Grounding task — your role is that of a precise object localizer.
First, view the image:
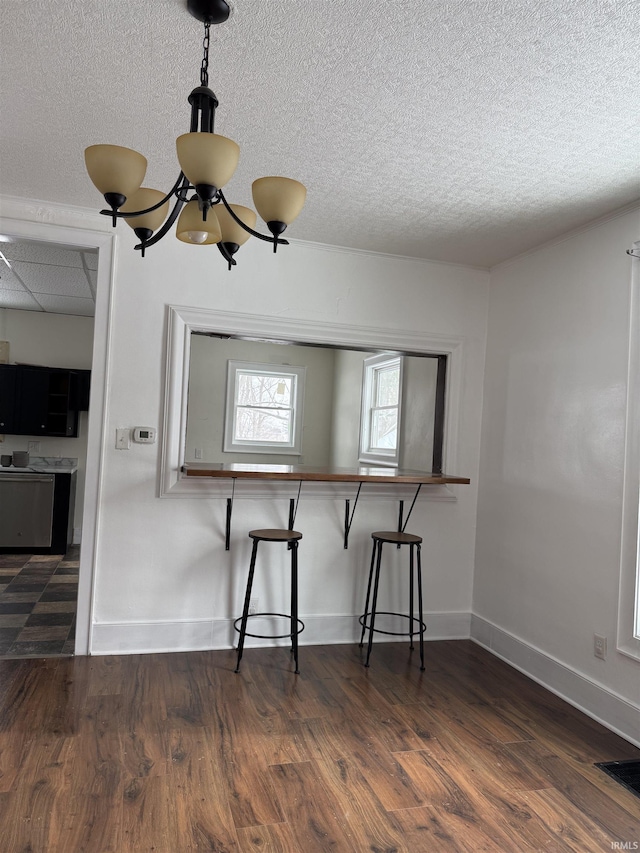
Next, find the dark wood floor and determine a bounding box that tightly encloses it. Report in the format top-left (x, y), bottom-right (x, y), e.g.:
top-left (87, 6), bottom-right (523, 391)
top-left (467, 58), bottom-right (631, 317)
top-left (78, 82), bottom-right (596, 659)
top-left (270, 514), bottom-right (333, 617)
top-left (0, 640), bottom-right (638, 852)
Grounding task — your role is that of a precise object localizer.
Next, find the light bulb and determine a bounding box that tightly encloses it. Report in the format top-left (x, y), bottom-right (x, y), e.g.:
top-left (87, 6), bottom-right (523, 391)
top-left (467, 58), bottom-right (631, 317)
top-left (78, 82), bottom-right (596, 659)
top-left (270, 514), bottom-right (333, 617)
top-left (187, 231), bottom-right (209, 244)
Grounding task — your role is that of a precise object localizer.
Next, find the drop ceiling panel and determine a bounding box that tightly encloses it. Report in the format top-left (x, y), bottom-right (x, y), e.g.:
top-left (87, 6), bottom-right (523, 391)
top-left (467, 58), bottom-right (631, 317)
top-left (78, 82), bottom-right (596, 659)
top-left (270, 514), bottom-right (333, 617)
top-left (2, 241), bottom-right (92, 268)
top-left (83, 252), bottom-right (98, 271)
top-left (0, 267), bottom-right (28, 292)
top-left (33, 294), bottom-right (95, 316)
top-left (86, 268), bottom-right (97, 297)
top-left (0, 240), bottom-right (97, 315)
top-left (12, 263), bottom-right (93, 299)
top-left (0, 290), bottom-right (42, 311)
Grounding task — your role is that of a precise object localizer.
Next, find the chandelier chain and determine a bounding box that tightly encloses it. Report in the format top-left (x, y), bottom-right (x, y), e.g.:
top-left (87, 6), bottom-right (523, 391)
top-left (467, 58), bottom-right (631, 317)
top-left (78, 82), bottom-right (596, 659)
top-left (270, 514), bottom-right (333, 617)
top-left (201, 23), bottom-right (210, 87)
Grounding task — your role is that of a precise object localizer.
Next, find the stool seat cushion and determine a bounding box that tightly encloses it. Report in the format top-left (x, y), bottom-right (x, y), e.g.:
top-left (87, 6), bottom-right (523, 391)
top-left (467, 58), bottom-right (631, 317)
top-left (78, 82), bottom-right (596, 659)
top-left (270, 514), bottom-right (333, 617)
top-left (371, 530), bottom-right (422, 545)
top-left (249, 528), bottom-right (303, 542)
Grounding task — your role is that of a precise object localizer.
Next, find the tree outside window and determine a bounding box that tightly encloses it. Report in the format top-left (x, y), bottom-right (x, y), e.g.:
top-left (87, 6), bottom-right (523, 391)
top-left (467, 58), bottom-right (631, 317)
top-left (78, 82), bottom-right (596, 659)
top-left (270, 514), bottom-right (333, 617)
top-left (224, 361), bottom-right (305, 454)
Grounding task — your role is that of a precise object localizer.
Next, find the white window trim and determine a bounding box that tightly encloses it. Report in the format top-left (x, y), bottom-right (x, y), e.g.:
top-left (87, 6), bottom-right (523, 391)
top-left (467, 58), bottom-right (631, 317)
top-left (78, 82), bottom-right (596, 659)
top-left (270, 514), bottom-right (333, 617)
top-left (617, 239), bottom-right (640, 661)
top-left (223, 360), bottom-right (305, 455)
top-left (359, 353), bottom-right (403, 467)
top-left (160, 305), bottom-right (465, 498)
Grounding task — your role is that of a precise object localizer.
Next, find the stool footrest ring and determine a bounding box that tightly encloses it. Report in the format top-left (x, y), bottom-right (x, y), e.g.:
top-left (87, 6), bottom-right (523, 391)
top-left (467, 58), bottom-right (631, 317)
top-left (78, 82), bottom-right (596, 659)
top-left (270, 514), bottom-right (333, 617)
top-left (234, 612), bottom-right (305, 640)
top-left (358, 611), bottom-right (426, 637)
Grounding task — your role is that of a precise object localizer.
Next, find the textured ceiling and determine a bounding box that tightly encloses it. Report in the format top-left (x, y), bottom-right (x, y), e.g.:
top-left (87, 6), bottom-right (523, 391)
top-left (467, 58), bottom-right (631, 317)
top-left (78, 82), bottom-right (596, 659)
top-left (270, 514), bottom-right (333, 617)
top-left (1, 0), bottom-right (639, 277)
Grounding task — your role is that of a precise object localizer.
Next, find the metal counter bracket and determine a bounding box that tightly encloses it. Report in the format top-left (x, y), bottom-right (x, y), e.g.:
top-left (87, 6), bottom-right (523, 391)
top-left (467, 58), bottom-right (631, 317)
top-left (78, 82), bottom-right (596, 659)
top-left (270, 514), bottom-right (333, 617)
top-left (225, 478), bottom-right (237, 550)
top-left (224, 476), bottom-right (423, 551)
top-left (344, 481), bottom-right (363, 549)
top-left (289, 481), bottom-right (302, 531)
top-left (397, 484), bottom-right (422, 546)
top-left (225, 478), bottom-right (302, 549)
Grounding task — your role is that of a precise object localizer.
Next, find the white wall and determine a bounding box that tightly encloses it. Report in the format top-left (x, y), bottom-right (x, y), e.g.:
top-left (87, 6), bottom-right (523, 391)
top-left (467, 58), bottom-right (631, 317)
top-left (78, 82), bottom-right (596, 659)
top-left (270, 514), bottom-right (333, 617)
top-left (0, 308), bottom-right (94, 535)
top-left (400, 356), bottom-right (439, 470)
top-left (89, 222), bottom-right (488, 651)
top-left (474, 207), bottom-right (640, 722)
top-left (330, 348), bottom-right (372, 467)
top-left (186, 335), bottom-right (335, 465)
top-left (329, 349), bottom-right (440, 469)
top-left (3, 196), bottom-right (637, 742)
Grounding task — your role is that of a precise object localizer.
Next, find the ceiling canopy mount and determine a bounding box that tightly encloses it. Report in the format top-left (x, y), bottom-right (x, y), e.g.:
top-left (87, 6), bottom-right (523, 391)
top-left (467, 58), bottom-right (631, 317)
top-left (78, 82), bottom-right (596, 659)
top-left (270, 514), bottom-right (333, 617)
top-left (187, 0), bottom-right (230, 25)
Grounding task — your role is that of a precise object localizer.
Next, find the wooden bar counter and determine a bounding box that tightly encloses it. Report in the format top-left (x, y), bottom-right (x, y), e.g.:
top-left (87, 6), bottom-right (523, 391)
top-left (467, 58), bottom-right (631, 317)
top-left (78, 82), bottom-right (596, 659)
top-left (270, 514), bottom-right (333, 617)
top-left (183, 462), bottom-right (470, 485)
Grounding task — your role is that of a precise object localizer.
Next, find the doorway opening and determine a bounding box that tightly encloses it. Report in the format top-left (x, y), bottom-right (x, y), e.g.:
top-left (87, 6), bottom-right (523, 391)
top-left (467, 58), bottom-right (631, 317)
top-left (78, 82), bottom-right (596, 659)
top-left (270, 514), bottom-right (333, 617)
top-left (0, 214), bottom-right (115, 657)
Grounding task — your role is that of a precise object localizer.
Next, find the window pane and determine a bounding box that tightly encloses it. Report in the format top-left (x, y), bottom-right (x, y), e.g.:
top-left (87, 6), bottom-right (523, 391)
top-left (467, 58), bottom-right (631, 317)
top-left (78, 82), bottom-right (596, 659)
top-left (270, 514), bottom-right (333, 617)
top-left (370, 409), bottom-right (398, 450)
top-left (235, 407), bottom-right (292, 443)
top-left (375, 366), bottom-right (399, 407)
top-left (237, 373), bottom-right (292, 408)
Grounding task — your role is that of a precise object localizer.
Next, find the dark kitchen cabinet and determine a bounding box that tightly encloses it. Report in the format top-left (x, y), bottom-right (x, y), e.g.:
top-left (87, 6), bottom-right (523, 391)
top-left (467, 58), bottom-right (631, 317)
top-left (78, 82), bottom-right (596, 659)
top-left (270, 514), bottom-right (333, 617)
top-left (18, 367), bottom-right (77, 436)
top-left (51, 471), bottom-right (77, 553)
top-left (16, 366), bottom-right (57, 435)
top-left (0, 365), bottom-right (17, 432)
top-left (0, 364), bottom-right (91, 437)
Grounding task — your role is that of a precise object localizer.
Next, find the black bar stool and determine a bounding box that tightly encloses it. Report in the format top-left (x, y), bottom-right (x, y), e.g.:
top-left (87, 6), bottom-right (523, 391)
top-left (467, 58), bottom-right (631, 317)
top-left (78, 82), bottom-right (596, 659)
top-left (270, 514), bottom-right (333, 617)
top-left (359, 530), bottom-right (425, 670)
top-left (234, 528), bottom-right (304, 674)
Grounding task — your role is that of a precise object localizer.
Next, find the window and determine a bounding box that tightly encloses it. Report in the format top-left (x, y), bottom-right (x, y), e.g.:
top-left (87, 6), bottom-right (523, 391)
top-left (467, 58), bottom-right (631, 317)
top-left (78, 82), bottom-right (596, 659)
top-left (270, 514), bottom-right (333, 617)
top-left (223, 360), bottom-right (305, 454)
top-left (359, 353), bottom-right (403, 466)
top-left (618, 239), bottom-right (640, 660)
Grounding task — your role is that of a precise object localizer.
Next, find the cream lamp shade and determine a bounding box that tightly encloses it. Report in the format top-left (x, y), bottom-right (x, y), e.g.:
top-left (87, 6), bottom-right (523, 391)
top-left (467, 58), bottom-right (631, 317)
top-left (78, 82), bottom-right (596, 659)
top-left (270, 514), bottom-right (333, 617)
top-left (120, 188), bottom-right (170, 233)
top-left (215, 204), bottom-right (257, 246)
top-left (176, 200), bottom-right (221, 244)
top-left (84, 144), bottom-right (147, 198)
top-left (176, 132), bottom-right (240, 190)
top-left (252, 176), bottom-right (306, 225)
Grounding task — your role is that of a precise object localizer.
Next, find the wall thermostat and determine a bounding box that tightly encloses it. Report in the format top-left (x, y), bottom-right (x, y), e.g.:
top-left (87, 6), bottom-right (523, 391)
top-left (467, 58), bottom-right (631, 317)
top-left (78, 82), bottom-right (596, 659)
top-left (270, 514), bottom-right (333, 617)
top-left (133, 426), bottom-right (156, 444)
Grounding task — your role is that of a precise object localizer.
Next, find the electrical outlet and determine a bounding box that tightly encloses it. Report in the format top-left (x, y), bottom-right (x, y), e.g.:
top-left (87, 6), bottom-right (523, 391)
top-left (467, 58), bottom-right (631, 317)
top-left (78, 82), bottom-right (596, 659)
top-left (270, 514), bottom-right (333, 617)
top-left (594, 634), bottom-right (607, 660)
top-left (249, 598), bottom-right (258, 615)
top-left (194, 448), bottom-right (203, 459)
top-left (28, 440), bottom-right (40, 453)
top-left (115, 428), bottom-right (131, 450)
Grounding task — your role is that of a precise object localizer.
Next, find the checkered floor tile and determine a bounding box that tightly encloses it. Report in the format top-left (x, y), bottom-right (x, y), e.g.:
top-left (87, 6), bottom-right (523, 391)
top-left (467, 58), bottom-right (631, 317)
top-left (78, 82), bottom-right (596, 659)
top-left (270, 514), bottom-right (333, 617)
top-left (0, 546), bottom-right (79, 658)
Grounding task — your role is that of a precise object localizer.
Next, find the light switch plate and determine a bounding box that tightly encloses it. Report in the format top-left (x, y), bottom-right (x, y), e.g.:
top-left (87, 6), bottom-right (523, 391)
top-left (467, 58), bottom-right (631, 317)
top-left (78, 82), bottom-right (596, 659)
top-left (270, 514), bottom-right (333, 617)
top-left (115, 428), bottom-right (131, 450)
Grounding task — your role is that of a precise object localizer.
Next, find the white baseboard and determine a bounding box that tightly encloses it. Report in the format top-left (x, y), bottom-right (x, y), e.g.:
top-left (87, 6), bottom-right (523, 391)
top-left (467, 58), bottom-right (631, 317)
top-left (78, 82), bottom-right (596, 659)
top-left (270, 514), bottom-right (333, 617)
top-left (471, 614), bottom-right (640, 749)
top-left (89, 610), bottom-right (471, 656)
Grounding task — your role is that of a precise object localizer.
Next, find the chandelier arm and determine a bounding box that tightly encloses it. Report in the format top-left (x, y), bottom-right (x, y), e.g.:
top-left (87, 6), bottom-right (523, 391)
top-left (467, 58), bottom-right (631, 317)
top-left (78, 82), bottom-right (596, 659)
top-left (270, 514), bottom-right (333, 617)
top-left (218, 191), bottom-right (289, 246)
top-left (99, 173), bottom-right (189, 220)
top-left (132, 178), bottom-right (192, 251)
top-left (217, 242), bottom-right (237, 269)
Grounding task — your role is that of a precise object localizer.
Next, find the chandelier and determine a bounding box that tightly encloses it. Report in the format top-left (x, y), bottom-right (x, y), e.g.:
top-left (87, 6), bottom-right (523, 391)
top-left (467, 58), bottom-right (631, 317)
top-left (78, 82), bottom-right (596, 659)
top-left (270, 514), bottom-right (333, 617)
top-left (84, 0), bottom-right (306, 269)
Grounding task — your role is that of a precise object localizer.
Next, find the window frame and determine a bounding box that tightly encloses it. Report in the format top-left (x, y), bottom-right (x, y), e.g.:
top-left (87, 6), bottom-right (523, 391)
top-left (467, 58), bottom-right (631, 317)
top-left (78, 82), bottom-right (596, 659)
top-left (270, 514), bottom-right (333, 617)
top-left (160, 306), bottom-right (463, 498)
top-left (358, 353), bottom-right (404, 467)
top-left (618, 240), bottom-right (640, 660)
top-left (223, 360), bottom-right (306, 455)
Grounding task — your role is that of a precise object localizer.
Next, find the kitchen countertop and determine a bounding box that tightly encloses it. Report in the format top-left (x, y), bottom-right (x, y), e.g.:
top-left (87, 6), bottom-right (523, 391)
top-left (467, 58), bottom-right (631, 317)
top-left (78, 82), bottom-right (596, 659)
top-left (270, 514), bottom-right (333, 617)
top-left (0, 456), bottom-right (78, 474)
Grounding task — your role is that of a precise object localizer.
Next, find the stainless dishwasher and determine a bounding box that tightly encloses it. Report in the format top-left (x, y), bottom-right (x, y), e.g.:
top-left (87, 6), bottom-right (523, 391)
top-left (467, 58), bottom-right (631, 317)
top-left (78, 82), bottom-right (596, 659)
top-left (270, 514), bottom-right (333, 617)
top-left (0, 472), bottom-right (55, 547)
